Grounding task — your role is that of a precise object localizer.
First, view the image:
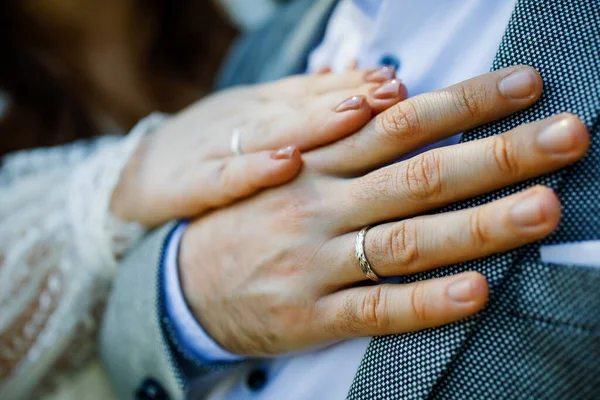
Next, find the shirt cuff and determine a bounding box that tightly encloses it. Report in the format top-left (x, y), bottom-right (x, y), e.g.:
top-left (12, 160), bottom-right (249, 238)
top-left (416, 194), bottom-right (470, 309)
top-left (163, 221), bottom-right (244, 363)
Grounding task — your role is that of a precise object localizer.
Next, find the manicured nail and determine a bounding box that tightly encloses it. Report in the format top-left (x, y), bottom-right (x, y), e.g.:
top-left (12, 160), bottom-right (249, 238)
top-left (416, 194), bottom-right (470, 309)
top-left (498, 68), bottom-right (537, 99)
top-left (510, 192), bottom-right (549, 227)
top-left (270, 146), bottom-right (298, 160)
top-left (537, 118), bottom-right (574, 153)
top-left (373, 79), bottom-right (402, 99)
top-left (365, 66), bottom-right (396, 82)
top-left (447, 278), bottom-right (477, 303)
top-left (335, 95), bottom-right (365, 112)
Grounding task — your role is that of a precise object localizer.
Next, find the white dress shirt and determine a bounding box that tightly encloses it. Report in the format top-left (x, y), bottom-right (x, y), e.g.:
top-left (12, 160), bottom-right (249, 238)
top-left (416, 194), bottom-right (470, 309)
top-left (164, 0), bottom-right (522, 398)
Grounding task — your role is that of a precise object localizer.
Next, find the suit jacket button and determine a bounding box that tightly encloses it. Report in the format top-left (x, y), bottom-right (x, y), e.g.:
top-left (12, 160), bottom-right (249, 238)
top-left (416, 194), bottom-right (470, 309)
top-left (246, 368), bottom-right (268, 391)
top-left (135, 378), bottom-right (170, 400)
top-left (378, 53), bottom-right (401, 70)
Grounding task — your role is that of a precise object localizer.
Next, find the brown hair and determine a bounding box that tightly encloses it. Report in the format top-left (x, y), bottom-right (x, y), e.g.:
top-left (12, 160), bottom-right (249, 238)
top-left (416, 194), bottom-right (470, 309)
top-left (0, 0), bottom-right (237, 157)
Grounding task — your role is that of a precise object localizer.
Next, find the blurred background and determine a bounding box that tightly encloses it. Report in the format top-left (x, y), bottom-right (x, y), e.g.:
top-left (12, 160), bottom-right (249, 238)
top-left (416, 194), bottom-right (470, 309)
top-left (0, 0), bottom-right (288, 158)
top-left (220, 0), bottom-right (279, 30)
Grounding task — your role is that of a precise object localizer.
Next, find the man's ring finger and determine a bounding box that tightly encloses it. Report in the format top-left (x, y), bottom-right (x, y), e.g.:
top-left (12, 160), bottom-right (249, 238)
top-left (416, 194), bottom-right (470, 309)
top-left (355, 226), bottom-right (381, 282)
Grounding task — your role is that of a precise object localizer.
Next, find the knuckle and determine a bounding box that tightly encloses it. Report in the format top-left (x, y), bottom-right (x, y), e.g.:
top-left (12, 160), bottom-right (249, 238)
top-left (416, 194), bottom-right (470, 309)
top-left (214, 161), bottom-right (237, 204)
top-left (468, 207), bottom-right (489, 249)
top-left (305, 74), bottom-right (326, 96)
top-left (491, 135), bottom-right (520, 176)
top-left (376, 101), bottom-right (421, 142)
top-left (453, 84), bottom-right (487, 118)
top-left (360, 285), bottom-right (391, 331)
top-left (273, 193), bottom-right (317, 233)
top-left (285, 96), bottom-right (310, 112)
top-left (410, 282), bottom-right (429, 324)
top-left (400, 151), bottom-right (443, 200)
top-left (384, 221), bottom-right (419, 271)
top-left (254, 114), bottom-right (279, 141)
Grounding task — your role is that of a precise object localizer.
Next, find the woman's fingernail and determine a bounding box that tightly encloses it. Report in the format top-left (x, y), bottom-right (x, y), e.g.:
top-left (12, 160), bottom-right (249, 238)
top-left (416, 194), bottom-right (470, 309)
top-left (335, 95), bottom-right (365, 112)
top-left (365, 66), bottom-right (396, 82)
top-left (537, 118), bottom-right (574, 153)
top-left (447, 278), bottom-right (477, 303)
top-left (510, 192), bottom-right (550, 227)
top-left (498, 68), bottom-right (537, 99)
top-left (270, 146), bottom-right (298, 160)
top-left (373, 79), bottom-right (402, 99)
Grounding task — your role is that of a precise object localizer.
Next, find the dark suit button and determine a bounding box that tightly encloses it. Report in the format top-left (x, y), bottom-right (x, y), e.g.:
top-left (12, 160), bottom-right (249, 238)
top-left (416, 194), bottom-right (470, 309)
top-left (135, 378), bottom-right (170, 400)
top-left (246, 368), bottom-right (268, 391)
top-left (379, 53), bottom-right (401, 70)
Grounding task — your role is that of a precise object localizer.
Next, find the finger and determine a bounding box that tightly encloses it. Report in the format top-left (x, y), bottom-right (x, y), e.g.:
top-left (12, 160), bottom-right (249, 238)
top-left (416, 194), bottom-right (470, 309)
top-left (307, 65), bottom-right (544, 175)
top-left (316, 79), bottom-right (408, 114)
top-left (347, 59), bottom-right (359, 71)
top-left (256, 66), bottom-right (396, 99)
top-left (327, 186), bottom-right (560, 285)
top-left (344, 114), bottom-right (588, 227)
top-left (315, 66), bottom-right (332, 74)
top-left (363, 65), bottom-right (396, 82)
top-left (240, 95), bottom-right (374, 153)
top-left (176, 146), bottom-right (303, 216)
top-left (315, 272), bottom-right (488, 340)
top-left (240, 81), bottom-right (408, 153)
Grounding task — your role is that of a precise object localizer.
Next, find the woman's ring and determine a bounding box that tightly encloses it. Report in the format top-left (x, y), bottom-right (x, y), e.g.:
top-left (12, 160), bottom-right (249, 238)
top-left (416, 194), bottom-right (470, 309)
top-left (230, 129), bottom-right (244, 156)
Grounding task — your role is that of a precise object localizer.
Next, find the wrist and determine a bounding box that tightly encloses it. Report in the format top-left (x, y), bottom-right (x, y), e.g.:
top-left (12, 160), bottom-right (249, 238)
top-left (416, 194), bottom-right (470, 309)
top-left (110, 136), bottom-right (148, 224)
top-left (178, 224), bottom-right (205, 323)
top-left (110, 112), bottom-right (170, 226)
top-left (164, 222), bottom-right (245, 362)
top-left (178, 223), bottom-right (233, 353)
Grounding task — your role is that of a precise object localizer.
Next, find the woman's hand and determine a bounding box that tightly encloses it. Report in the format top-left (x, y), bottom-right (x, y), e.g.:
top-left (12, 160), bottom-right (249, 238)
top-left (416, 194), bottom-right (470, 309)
top-left (178, 66), bottom-right (590, 356)
top-left (111, 67), bottom-right (405, 227)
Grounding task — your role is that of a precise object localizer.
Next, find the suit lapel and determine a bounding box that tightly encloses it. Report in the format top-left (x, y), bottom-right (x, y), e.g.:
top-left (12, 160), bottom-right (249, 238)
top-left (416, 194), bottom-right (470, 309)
top-left (347, 0), bottom-right (600, 398)
top-left (216, 0), bottom-right (338, 89)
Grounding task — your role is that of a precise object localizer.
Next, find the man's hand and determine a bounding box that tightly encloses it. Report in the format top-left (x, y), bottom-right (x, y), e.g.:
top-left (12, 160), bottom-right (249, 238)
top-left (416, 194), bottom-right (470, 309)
top-left (179, 66), bottom-right (589, 356)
